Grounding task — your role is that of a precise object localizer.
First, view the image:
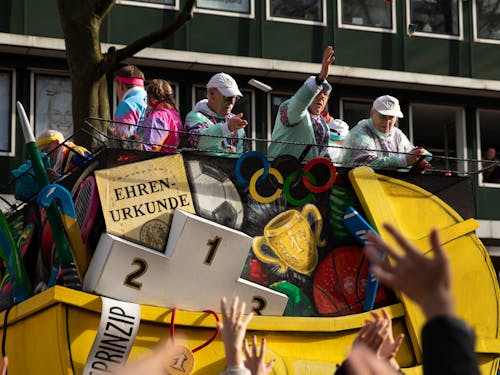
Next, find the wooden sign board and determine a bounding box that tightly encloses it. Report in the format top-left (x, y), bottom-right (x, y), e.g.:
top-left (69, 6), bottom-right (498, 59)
top-left (94, 154), bottom-right (195, 251)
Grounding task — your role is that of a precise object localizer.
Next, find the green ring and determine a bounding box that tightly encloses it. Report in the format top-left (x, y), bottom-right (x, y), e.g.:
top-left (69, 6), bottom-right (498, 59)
top-left (283, 171), bottom-right (316, 206)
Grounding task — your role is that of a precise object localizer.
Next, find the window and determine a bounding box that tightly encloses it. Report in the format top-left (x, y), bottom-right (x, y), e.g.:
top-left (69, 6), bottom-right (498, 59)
top-left (269, 94), bottom-right (289, 130)
top-left (407, 0), bottom-right (462, 39)
top-left (477, 109), bottom-right (500, 185)
top-left (193, 86), bottom-right (255, 149)
top-left (473, 0), bottom-right (500, 43)
top-left (32, 74), bottom-right (73, 140)
top-left (339, 0), bottom-right (396, 33)
top-left (196, 0), bottom-right (253, 18)
top-left (116, 0), bottom-right (177, 9)
top-left (0, 70), bottom-right (14, 156)
top-left (339, 99), bottom-right (372, 129)
top-left (267, 0), bottom-right (326, 26)
top-left (410, 103), bottom-right (466, 174)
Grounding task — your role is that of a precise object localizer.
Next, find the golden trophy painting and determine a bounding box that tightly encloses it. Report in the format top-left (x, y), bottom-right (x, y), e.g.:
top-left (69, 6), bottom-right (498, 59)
top-left (252, 204), bottom-right (325, 276)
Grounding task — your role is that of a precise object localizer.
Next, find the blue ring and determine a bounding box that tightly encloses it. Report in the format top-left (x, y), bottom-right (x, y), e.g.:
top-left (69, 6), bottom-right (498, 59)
top-left (234, 151), bottom-right (269, 187)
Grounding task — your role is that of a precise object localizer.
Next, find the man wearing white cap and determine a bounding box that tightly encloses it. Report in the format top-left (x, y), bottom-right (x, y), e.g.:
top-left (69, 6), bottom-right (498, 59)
top-left (342, 95), bottom-right (429, 168)
top-left (268, 46), bottom-right (335, 161)
top-left (185, 72), bottom-right (248, 154)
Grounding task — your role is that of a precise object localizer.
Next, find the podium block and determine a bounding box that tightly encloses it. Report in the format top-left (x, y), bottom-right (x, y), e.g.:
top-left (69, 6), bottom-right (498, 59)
top-left (84, 210), bottom-right (254, 312)
top-left (83, 233), bottom-right (171, 307)
top-left (163, 209), bottom-right (253, 311)
top-left (232, 278), bottom-right (288, 316)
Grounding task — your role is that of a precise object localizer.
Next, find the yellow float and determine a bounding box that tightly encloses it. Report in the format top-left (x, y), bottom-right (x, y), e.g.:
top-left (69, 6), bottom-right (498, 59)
top-left (0, 166), bottom-right (498, 375)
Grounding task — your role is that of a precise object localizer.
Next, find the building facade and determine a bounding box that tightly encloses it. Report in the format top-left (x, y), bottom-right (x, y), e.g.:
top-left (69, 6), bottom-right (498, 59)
top-left (1, 0), bottom-right (499, 252)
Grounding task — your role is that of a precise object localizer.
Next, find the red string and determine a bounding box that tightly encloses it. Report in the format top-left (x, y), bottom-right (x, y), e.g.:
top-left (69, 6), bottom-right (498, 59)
top-left (169, 307), bottom-right (220, 353)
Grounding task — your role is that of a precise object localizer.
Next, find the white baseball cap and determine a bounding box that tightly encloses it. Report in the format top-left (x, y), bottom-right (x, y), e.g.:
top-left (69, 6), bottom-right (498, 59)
top-left (206, 73), bottom-right (243, 98)
top-left (373, 95), bottom-right (404, 118)
top-left (328, 119), bottom-right (349, 141)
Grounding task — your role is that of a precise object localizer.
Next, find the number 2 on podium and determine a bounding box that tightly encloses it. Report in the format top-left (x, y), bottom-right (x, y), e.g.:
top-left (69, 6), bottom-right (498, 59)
top-left (124, 258), bottom-right (148, 290)
top-left (204, 236), bottom-right (222, 265)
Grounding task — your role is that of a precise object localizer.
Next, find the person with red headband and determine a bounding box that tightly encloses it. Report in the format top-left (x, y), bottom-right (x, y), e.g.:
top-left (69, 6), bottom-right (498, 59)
top-left (113, 65), bottom-right (148, 143)
top-left (141, 79), bottom-right (184, 153)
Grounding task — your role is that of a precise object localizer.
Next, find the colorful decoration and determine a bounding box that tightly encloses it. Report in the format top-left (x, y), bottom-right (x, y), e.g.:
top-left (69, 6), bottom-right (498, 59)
top-left (329, 185), bottom-right (358, 243)
top-left (235, 152), bottom-right (336, 206)
top-left (269, 281), bottom-right (316, 317)
top-left (343, 206), bottom-right (382, 311)
top-left (312, 245), bottom-right (392, 316)
top-left (252, 204), bottom-right (325, 276)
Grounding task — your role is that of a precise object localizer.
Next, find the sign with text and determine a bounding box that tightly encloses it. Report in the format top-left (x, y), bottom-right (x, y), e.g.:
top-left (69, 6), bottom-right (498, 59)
top-left (95, 154), bottom-right (195, 251)
top-left (82, 296), bottom-right (141, 375)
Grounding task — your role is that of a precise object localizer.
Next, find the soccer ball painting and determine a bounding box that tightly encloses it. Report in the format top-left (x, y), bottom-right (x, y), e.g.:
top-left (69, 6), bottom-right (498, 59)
top-left (187, 160), bottom-right (244, 230)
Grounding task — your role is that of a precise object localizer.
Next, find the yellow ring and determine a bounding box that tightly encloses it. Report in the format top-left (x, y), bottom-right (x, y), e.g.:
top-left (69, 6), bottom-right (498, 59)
top-left (249, 167), bottom-right (283, 204)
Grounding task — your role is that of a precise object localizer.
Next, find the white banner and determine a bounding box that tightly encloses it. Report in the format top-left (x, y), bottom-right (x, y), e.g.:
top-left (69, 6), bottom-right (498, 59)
top-left (82, 297), bottom-right (141, 375)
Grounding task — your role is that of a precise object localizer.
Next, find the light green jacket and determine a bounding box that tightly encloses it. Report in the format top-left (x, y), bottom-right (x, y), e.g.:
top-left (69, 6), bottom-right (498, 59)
top-left (268, 76), bottom-right (329, 161)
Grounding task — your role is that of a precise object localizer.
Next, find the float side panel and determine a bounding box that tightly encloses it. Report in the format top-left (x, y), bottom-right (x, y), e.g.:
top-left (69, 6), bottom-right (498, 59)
top-left (1, 304), bottom-right (71, 375)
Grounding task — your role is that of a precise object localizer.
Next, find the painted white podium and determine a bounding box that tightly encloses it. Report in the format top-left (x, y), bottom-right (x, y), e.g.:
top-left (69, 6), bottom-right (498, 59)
top-left (84, 209), bottom-right (288, 315)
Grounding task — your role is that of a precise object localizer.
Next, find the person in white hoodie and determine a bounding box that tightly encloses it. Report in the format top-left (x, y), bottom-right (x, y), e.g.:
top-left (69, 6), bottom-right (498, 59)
top-left (185, 73), bottom-right (248, 155)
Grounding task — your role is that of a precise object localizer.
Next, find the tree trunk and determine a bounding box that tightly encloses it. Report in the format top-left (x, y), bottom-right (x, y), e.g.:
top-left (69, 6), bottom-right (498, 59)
top-left (57, 0), bottom-right (111, 149)
top-left (57, 0), bottom-right (196, 149)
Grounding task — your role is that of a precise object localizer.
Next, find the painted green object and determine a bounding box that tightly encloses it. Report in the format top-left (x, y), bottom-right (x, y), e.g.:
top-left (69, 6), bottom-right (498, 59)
top-left (269, 281), bottom-right (316, 317)
top-left (0, 210), bottom-right (33, 301)
top-left (329, 185), bottom-right (357, 242)
top-left (16, 102), bottom-right (78, 285)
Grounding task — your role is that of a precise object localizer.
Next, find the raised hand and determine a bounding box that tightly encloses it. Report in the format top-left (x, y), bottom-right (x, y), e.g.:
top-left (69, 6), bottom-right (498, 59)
top-left (318, 45), bottom-right (335, 81)
top-left (369, 309), bottom-right (404, 371)
top-left (244, 335), bottom-right (275, 375)
top-left (348, 344), bottom-right (400, 375)
top-left (0, 357), bottom-right (7, 375)
top-left (365, 223), bottom-right (454, 320)
top-left (218, 296), bottom-right (254, 368)
top-left (351, 318), bottom-right (389, 354)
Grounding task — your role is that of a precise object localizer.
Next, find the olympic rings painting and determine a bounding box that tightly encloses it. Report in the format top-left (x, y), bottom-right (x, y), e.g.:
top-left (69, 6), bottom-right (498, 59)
top-left (234, 152), bottom-right (336, 205)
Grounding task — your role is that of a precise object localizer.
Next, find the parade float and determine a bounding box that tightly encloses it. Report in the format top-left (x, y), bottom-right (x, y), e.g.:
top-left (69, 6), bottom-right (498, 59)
top-left (1, 110), bottom-right (499, 375)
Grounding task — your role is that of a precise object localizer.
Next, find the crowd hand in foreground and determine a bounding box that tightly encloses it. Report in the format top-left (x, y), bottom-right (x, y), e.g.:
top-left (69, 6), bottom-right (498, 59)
top-left (218, 296), bottom-right (275, 375)
top-left (360, 224), bottom-right (481, 375)
top-left (113, 340), bottom-right (179, 375)
top-left (244, 335), bottom-right (275, 375)
top-left (364, 224), bottom-right (454, 320)
top-left (0, 357), bottom-right (7, 375)
top-left (356, 309), bottom-right (404, 371)
top-left (337, 308), bottom-right (404, 375)
top-left (348, 344), bottom-right (400, 375)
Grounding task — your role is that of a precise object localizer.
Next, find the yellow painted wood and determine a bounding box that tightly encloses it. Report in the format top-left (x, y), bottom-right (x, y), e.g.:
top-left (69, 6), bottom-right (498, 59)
top-left (1, 167), bottom-right (498, 374)
top-left (349, 167), bottom-right (500, 375)
top-left (0, 286), bottom-right (417, 375)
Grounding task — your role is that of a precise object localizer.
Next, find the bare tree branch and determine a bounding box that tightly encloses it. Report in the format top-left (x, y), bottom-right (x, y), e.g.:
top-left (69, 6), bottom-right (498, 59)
top-left (99, 0), bottom-right (196, 76)
top-left (95, 0), bottom-right (116, 20)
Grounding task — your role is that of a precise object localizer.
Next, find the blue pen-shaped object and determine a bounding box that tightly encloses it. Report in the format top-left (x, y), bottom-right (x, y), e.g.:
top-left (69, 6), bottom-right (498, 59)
top-left (343, 206), bottom-right (383, 311)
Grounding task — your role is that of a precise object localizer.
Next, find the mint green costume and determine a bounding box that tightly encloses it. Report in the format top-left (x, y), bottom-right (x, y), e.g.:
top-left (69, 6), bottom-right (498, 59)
top-left (185, 99), bottom-right (246, 156)
top-left (342, 118), bottom-right (414, 168)
top-left (268, 76), bottom-right (330, 161)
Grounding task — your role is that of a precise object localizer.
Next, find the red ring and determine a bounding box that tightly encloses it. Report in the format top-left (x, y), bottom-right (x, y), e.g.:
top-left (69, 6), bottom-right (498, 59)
top-left (302, 157), bottom-right (336, 193)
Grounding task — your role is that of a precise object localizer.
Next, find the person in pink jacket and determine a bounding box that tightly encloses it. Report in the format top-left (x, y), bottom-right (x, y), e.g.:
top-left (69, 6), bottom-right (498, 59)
top-left (141, 79), bottom-right (184, 152)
